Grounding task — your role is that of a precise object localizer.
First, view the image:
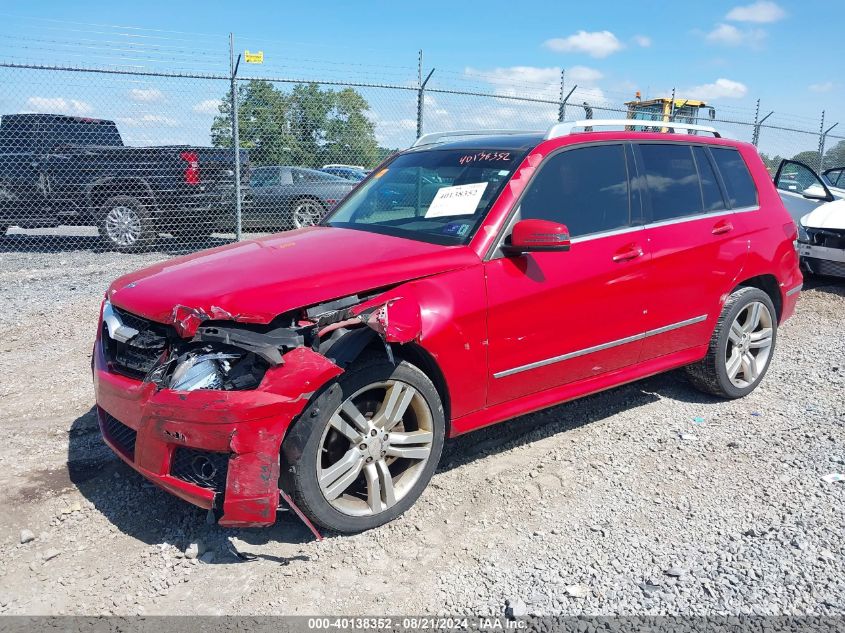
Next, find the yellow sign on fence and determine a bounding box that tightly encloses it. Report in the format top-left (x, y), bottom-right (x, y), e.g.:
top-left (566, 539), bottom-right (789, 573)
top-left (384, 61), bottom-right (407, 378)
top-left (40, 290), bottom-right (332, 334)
top-left (244, 50), bottom-right (264, 64)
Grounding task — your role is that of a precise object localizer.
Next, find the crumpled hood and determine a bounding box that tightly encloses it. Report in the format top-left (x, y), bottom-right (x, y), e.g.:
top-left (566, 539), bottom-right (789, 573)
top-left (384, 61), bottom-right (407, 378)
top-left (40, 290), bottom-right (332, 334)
top-left (108, 226), bottom-right (479, 326)
top-left (801, 199), bottom-right (845, 230)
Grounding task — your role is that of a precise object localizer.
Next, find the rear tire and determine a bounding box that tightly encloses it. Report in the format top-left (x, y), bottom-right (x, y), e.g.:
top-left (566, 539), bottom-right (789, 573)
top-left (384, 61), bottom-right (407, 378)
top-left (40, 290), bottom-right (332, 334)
top-left (280, 357), bottom-right (445, 533)
top-left (685, 287), bottom-right (777, 399)
top-left (98, 195), bottom-right (155, 253)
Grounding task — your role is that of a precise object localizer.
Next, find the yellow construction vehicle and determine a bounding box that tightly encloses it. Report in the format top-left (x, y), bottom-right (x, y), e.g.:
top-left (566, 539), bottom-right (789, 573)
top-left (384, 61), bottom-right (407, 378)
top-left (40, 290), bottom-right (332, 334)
top-left (624, 92), bottom-right (716, 131)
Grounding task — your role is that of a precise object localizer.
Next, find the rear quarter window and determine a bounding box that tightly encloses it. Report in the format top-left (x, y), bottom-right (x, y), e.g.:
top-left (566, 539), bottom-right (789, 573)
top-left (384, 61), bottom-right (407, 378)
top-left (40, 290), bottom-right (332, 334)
top-left (710, 147), bottom-right (758, 208)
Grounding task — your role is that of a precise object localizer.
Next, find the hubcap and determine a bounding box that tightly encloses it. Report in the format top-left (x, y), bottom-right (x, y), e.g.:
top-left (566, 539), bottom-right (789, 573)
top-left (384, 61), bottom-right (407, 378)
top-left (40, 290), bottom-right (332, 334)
top-left (293, 200), bottom-right (323, 228)
top-left (725, 300), bottom-right (774, 388)
top-left (317, 380), bottom-right (434, 517)
top-left (104, 205), bottom-right (142, 246)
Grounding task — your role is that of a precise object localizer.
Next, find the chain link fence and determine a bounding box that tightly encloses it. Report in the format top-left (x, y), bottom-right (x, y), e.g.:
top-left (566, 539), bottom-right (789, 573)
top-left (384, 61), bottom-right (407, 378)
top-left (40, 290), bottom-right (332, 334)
top-left (1, 21), bottom-right (844, 255)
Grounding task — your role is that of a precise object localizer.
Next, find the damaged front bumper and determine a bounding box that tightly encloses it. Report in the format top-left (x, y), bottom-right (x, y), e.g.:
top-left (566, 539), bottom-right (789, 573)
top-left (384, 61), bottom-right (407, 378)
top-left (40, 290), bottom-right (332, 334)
top-left (93, 335), bottom-right (341, 527)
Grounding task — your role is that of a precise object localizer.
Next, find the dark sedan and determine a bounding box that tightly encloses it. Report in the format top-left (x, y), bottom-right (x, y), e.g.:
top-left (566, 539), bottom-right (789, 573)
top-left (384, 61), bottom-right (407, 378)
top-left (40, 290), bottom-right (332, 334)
top-left (247, 166), bottom-right (356, 230)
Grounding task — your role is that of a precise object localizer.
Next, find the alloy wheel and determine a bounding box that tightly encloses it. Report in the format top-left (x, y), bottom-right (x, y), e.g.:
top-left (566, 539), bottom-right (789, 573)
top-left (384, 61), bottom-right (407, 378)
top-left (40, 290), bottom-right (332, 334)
top-left (725, 300), bottom-right (774, 388)
top-left (104, 205), bottom-right (142, 247)
top-left (292, 200), bottom-right (324, 228)
top-left (316, 380), bottom-right (434, 517)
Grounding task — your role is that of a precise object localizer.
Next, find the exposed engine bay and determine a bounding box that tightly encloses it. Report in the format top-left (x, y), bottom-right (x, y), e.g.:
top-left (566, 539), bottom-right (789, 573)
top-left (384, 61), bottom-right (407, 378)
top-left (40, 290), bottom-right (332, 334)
top-left (100, 289), bottom-right (411, 393)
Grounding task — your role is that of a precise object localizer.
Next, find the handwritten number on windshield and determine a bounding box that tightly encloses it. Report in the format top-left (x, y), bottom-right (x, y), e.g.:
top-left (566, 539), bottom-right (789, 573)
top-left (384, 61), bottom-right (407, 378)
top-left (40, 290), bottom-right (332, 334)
top-left (458, 151), bottom-right (511, 165)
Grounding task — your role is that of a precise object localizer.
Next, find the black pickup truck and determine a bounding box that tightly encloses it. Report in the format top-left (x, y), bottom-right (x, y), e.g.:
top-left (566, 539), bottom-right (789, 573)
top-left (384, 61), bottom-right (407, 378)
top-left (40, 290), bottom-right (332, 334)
top-left (0, 113), bottom-right (248, 251)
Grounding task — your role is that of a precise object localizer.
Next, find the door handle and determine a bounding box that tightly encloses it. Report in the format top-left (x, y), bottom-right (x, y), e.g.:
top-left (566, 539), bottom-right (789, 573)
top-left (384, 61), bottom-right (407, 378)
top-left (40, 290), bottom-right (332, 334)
top-left (712, 220), bottom-right (734, 235)
top-left (612, 243), bottom-right (644, 262)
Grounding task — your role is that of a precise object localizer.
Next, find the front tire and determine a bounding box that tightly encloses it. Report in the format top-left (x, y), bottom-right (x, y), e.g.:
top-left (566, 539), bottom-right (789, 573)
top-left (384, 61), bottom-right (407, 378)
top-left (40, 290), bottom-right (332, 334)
top-left (685, 287), bottom-right (777, 399)
top-left (281, 357), bottom-right (445, 533)
top-left (99, 195), bottom-right (155, 253)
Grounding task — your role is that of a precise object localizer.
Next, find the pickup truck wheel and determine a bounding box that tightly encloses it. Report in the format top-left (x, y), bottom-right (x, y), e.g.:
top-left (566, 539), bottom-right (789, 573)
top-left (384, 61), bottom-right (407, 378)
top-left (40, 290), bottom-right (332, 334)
top-left (291, 198), bottom-right (326, 229)
top-left (685, 287), bottom-right (777, 399)
top-left (280, 357), bottom-right (445, 533)
top-left (99, 196), bottom-right (154, 252)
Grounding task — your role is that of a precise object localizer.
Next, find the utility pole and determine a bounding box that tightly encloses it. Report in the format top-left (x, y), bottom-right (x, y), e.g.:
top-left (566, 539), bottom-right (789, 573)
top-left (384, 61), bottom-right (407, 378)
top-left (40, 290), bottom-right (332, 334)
top-left (229, 33), bottom-right (242, 242)
top-left (819, 119), bottom-right (839, 173)
top-left (558, 69), bottom-right (565, 122)
top-left (416, 50), bottom-right (435, 139)
top-left (752, 109), bottom-right (774, 147)
top-left (817, 111), bottom-right (826, 172)
top-left (669, 87), bottom-right (676, 121)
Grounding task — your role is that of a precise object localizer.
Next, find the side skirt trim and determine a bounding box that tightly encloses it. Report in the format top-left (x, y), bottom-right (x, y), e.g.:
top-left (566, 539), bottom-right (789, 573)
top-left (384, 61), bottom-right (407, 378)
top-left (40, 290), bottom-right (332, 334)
top-left (493, 314), bottom-right (708, 379)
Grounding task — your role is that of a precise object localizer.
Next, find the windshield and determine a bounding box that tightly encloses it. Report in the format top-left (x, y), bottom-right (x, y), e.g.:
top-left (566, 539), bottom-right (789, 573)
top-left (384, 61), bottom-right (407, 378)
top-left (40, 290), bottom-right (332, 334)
top-left (323, 148), bottom-right (523, 245)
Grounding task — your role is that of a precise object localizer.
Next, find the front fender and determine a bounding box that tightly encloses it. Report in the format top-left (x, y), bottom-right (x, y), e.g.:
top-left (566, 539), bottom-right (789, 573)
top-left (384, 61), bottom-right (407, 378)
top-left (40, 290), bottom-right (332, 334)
top-left (348, 266), bottom-right (488, 420)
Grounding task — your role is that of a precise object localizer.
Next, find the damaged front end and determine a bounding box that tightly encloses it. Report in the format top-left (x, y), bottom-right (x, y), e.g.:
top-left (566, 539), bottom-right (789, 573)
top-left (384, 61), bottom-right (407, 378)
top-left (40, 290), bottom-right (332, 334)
top-left (95, 290), bottom-right (423, 528)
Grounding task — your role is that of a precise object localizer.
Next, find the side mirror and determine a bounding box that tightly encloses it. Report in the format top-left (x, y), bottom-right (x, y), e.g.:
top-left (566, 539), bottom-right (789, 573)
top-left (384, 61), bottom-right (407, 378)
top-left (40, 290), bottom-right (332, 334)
top-left (503, 219), bottom-right (571, 254)
top-left (802, 189), bottom-right (834, 202)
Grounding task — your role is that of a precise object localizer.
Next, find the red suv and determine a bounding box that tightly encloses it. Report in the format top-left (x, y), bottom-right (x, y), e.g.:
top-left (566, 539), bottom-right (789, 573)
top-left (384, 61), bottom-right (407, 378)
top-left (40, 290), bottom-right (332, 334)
top-left (93, 121), bottom-right (802, 533)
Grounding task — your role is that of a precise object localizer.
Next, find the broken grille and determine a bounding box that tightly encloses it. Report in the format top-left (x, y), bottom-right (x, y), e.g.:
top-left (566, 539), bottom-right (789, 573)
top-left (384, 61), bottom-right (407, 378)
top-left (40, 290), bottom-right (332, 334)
top-left (170, 447), bottom-right (229, 494)
top-left (102, 307), bottom-right (171, 379)
top-left (101, 410), bottom-right (137, 459)
top-left (806, 228), bottom-right (845, 250)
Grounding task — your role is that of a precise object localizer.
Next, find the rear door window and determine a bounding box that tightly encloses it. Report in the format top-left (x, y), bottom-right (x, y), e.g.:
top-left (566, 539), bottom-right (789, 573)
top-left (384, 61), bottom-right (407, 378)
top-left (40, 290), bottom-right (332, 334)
top-left (519, 144), bottom-right (632, 238)
top-left (637, 143), bottom-right (703, 221)
top-left (710, 147), bottom-right (758, 208)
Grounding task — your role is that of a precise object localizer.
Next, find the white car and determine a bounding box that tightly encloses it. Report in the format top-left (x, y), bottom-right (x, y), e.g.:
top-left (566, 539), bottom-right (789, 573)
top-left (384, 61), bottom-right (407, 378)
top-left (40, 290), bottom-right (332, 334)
top-left (774, 160), bottom-right (845, 278)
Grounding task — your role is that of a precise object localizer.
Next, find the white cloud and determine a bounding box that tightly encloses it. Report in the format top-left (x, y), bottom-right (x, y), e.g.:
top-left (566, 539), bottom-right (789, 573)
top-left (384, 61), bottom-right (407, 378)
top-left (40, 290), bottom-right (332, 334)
top-left (633, 35), bottom-right (652, 47)
top-left (809, 81), bottom-right (834, 93)
top-left (568, 65), bottom-right (604, 84)
top-left (26, 96), bottom-right (92, 116)
top-left (128, 88), bottom-right (164, 103)
top-left (367, 108), bottom-right (419, 147)
top-left (726, 1), bottom-right (786, 23)
top-left (373, 118), bottom-right (417, 146)
top-left (465, 66), bottom-right (562, 101)
top-left (192, 99), bottom-right (220, 115)
top-left (685, 78), bottom-right (748, 100)
top-left (544, 30), bottom-right (623, 58)
top-left (705, 23), bottom-right (766, 47)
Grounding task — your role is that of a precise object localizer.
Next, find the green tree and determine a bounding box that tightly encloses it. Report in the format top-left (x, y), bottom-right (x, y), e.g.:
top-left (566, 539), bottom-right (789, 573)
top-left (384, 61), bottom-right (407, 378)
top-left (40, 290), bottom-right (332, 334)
top-left (212, 80), bottom-right (297, 166)
top-left (375, 146), bottom-right (399, 164)
top-left (321, 88), bottom-right (379, 168)
top-left (823, 139), bottom-right (845, 168)
top-left (758, 152), bottom-right (784, 173)
top-left (211, 80), bottom-right (381, 168)
top-left (791, 150), bottom-right (822, 171)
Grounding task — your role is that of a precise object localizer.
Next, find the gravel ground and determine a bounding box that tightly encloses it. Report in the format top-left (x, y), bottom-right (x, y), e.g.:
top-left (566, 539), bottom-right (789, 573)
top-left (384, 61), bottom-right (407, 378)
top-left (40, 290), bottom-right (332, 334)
top-left (0, 238), bottom-right (843, 617)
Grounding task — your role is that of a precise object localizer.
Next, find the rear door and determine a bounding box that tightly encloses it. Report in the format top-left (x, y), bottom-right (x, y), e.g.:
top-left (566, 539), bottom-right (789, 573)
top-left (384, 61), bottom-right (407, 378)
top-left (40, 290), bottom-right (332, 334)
top-left (636, 143), bottom-right (750, 362)
top-left (484, 143), bottom-right (650, 406)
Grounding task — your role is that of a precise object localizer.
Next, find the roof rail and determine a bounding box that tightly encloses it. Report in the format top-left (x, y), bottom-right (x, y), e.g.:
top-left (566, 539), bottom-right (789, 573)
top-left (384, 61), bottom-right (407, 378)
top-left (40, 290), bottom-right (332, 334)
top-left (546, 119), bottom-right (721, 139)
top-left (412, 129), bottom-right (536, 148)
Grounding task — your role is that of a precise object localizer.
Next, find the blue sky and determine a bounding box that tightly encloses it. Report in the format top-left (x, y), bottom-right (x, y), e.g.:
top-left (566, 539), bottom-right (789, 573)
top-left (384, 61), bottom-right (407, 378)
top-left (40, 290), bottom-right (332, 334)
top-left (0, 1), bottom-right (842, 158)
